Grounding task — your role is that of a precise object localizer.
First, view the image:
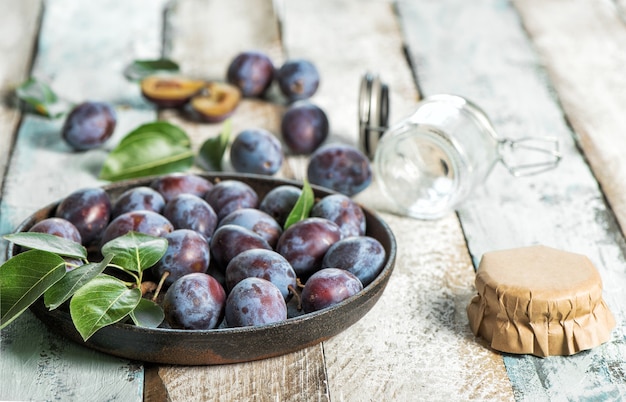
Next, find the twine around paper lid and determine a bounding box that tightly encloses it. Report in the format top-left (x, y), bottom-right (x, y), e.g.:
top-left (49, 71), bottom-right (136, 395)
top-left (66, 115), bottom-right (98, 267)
top-left (466, 245), bottom-right (615, 357)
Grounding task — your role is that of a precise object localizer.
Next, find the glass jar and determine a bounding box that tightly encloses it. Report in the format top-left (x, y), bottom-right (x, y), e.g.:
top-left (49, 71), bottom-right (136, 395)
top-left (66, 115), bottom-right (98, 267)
top-left (359, 74), bottom-right (561, 220)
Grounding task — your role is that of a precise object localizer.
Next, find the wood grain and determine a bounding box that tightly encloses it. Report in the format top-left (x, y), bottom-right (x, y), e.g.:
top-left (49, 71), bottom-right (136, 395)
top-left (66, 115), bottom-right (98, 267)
top-left (399, 0), bottom-right (626, 399)
top-left (0, 0), bottom-right (166, 400)
top-left (512, 0), bottom-right (626, 234)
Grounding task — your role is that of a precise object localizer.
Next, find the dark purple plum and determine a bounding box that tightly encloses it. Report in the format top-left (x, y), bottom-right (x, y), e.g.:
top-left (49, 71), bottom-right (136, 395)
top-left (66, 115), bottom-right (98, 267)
top-left (311, 194), bottom-right (366, 238)
top-left (307, 144), bottom-right (372, 196)
top-left (29, 217), bottom-right (82, 244)
top-left (61, 101), bottom-right (116, 151)
top-left (275, 217), bottom-right (341, 279)
top-left (56, 187), bottom-right (111, 246)
top-left (204, 180), bottom-right (259, 221)
top-left (150, 173), bottom-right (213, 202)
top-left (322, 236), bottom-right (385, 287)
top-left (209, 224), bottom-right (272, 271)
top-left (100, 210), bottom-right (173, 246)
top-left (258, 185), bottom-right (302, 227)
top-left (276, 59), bottom-right (319, 102)
top-left (111, 186), bottom-right (165, 218)
top-left (152, 229), bottom-right (210, 287)
top-left (225, 277), bottom-right (287, 327)
top-left (162, 272), bottom-right (226, 330)
top-left (281, 102), bottom-right (329, 154)
top-left (162, 193), bottom-right (218, 241)
top-left (229, 129), bottom-right (283, 175)
top-left (225, 249), bottom-right (296, 300)
top-left (226, 51), bottom-right (275, 98)
top-left (218, 208), bottom-right (282, 248)
top-left (301, 268), bottom-right (363, 313)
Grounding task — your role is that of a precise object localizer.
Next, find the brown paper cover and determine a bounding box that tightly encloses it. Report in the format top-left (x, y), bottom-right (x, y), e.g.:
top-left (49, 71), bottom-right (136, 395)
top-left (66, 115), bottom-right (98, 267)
top-left (466, 245), bottom-right (615, 357)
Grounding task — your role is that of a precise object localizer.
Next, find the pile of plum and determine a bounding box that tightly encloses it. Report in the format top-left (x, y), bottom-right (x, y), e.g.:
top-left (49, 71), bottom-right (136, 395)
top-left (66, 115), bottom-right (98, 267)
top-left (30, 173), bottom-right (387, 330)
top-left (141, 50), bottom-right (373, 197)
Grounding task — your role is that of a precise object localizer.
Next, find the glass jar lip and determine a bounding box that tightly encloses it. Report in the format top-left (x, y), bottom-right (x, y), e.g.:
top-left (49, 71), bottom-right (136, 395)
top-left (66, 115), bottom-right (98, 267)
top-left (413, 94), bottom-right (500, 142)
top-left (374, 122), bottom-right (466, 220)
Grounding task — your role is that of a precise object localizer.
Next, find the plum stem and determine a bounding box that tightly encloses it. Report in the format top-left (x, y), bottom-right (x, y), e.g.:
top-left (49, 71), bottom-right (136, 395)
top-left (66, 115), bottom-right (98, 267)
top-left (288, 284), bottom-right (303, 311)
top-left (152, 271), bottom-right (170, 302)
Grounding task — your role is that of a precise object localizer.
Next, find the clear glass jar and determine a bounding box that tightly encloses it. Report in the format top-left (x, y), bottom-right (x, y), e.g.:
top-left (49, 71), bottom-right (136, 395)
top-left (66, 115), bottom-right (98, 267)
top-left (359, 76), bottom-right (561, 220)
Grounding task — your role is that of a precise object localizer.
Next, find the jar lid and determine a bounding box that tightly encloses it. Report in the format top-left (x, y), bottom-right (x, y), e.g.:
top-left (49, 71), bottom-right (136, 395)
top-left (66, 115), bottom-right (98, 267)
top-left (466, 245), bottom-right (615, 357)
top-left (358, 72), bottom-right (389, 159)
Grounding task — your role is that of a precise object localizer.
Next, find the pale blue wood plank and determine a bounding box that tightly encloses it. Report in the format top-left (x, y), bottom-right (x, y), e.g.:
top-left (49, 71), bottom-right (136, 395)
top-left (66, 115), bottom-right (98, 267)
top-left (397, 0), bottom-right (626, 400)
top-left (0, 0), bottom-right (167, 400)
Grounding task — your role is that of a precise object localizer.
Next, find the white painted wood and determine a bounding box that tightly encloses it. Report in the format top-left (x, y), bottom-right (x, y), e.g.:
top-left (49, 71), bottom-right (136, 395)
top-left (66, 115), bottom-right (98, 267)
top-left (512, 0), bottom-right (626, 234)
top-left (0, 0), bottom-right (42, 197)
top-left (0, 0), bottom-right (166, 400)
top-left (399, 0), bottom-right (626, 399)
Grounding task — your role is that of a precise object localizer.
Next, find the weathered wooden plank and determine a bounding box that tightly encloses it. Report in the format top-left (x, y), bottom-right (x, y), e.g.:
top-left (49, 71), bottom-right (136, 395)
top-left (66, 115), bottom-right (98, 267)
top-left (279, 0), bottom-right (514, 400)
top-left (512, 0), bottom-right (626, 235)
top-left (399, 0), bottom-right (626, 399)
top-left (0, 0), bottom-right (42, 197)
top-left (0, 0), bottom-right (167, 400)
top-left (152, 1), bottom-right (328, 400)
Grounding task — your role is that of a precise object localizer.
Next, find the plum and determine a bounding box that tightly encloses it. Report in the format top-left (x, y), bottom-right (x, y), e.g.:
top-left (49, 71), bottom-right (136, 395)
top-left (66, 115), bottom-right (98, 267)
top-left (204, 180), bottom-right (259, 221)
top-left (162, 193), bottom-right (218, 241)
top-left (226, 51), bottom-right (275, 98)
top-left (218, 208), bottom-right (282, 248)
top-left (111, 186), bottom-right (166, 218)
top-left (301, 268), bottom-right (363, 313)
top-left (56, 187), bottom-right (111, 246)
top-left (162, 272), bottom-right (226, 330)
top-left (275, 217), bottom-right (341, 279)
top-left (152, 229), bottom-right (210, 287)
top-left (100, 210), bottom-right (173, 246)
top-left (61, 101), bottom-right (116, 151)
top-left (307, 144), bottom-right (372, 196)
top-left (258, 185), bottom-right (302, 227)
top-left (322, 236), bottom-right (385, 286)
top-left (280, 102), bottom-right (328, 154)
top-left (140, 75), bottom-right (205, 108)
top-left (225, 277), bottom-right (287, 327)
top-left (310, 194), bottom-right (366, 238)
top-left (225, 249), bottom-right (296, 300)
top-left (276, 59), bottom-right (320, 102)
top-left (209, 224), bottom-right (272, 271)
top-left (28, 217), bottom-right (82, 244)
top-left (230, 129), bottom-right (284, 176)
top-left (190, 82), bottom-right (241, 123)
top-left (150, 173), bottom-right (213, 202)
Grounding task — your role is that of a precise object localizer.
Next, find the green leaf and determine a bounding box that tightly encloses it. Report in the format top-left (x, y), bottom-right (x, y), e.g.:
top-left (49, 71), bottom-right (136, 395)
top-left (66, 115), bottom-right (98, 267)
top-left (101, 232), bottom-right (168, 273)
top-left (123, 58), bottom-right (180, 81)
top-left (4, 232), bottom-right (87, 259)
top-left (99, 121), bottom-right (194, 181)
top-left (197, 119), bottom-right (232, 171)
top-left (15, 78), bottom-right (70, 117)
top-left (70, 274), bottom-right (142, 340)
top-left (0, 250), bottom-right (66, 329)
top-left (129, 298), bottom-right (164, 328)
top-left (43, 254), bottom-right (113, 310)
top-left (284, 179), bottom-right (315, 230)
top-left (118, 121), bottom-right (190, 148)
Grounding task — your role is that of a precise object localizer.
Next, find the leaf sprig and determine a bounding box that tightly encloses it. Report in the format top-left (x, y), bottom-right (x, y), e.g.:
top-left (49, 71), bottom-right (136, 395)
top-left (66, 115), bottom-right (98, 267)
top-left (0, 231), bottom-right (167, 340)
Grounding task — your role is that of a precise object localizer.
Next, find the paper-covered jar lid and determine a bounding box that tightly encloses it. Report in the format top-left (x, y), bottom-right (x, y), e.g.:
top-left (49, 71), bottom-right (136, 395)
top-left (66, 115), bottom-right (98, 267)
top-left (466, 245), bottom-right (615, 357)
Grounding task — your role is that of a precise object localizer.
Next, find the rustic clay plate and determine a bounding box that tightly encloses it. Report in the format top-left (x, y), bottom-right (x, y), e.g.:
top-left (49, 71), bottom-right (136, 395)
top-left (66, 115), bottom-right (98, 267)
top-left (8, 173), bottom-right (396, 365)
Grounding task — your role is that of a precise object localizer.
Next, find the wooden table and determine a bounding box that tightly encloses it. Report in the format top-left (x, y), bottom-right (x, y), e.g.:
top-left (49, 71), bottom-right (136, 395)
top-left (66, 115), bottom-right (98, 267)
top-left (1, 0), bottom-right (626, 400)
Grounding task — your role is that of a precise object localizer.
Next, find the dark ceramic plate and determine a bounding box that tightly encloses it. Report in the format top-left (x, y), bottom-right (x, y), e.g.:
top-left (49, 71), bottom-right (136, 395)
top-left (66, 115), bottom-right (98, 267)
top-left (8, 173), bottom-right (396, 365)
